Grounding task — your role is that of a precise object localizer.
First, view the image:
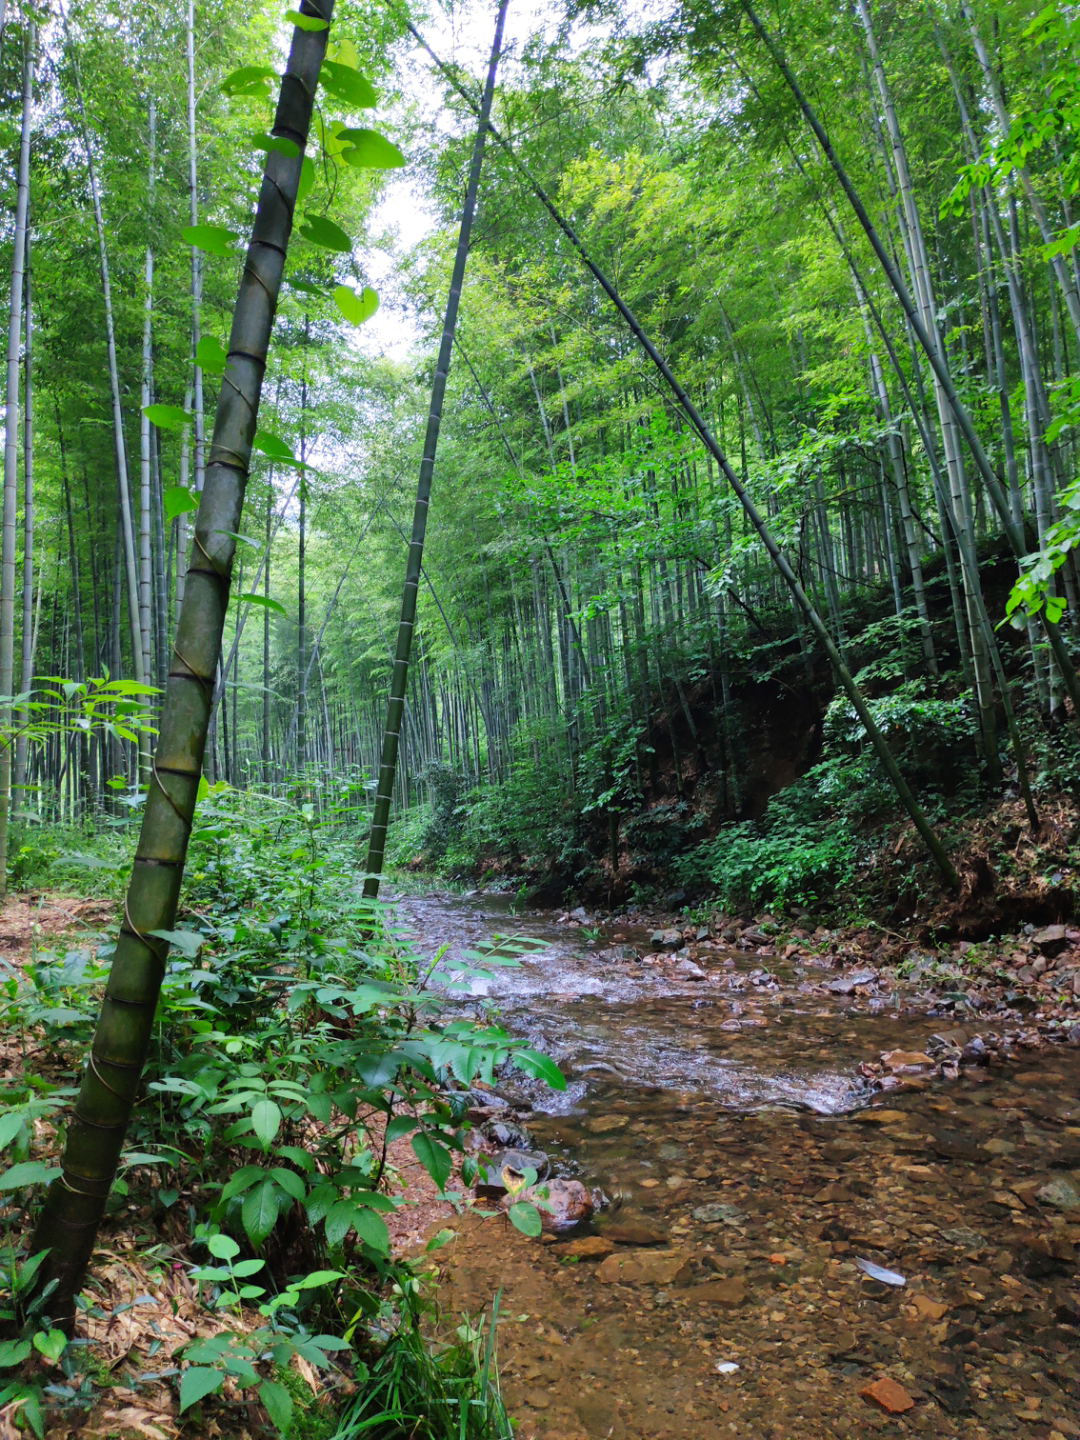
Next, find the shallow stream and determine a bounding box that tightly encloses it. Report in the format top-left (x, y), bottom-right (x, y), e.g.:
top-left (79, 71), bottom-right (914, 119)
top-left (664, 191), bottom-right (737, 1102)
top-left (397, 892), bottom-right (1080, 1440)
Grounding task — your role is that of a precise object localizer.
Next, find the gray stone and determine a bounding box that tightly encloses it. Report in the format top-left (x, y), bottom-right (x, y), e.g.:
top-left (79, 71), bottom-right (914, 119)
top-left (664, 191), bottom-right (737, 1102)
top-left (1037, 1177), bottom-right (1080, 1211)
top-left (691, 1202), bottom-right (744, 1224)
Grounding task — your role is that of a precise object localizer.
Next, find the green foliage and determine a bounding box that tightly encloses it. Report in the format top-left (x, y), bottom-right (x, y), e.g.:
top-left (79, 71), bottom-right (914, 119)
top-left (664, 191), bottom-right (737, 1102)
top-left (0, 786), bottom-right (562, 1433)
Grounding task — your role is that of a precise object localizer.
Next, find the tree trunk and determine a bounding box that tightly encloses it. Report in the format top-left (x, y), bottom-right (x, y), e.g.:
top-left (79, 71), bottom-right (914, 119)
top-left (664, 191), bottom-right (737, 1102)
top-left (362, 0), bottom-right (507, 899)
top-left (29, 2), bottom-right (334, 1321)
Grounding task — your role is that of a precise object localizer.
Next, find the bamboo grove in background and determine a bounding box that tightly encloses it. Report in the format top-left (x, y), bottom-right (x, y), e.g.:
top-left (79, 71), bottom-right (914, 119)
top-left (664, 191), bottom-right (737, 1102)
top-left (2, 0), bottom-right (1080, 878)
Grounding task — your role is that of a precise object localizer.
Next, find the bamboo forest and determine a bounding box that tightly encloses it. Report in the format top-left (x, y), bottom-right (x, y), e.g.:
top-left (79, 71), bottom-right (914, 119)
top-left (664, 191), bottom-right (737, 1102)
top-left (2, 0), bottom-right (1080, 1435)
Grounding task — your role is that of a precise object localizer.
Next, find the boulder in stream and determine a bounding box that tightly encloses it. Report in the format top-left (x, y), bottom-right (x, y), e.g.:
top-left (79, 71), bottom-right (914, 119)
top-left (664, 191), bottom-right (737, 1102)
top-left (498, 1177), bottom-right (594, 1232)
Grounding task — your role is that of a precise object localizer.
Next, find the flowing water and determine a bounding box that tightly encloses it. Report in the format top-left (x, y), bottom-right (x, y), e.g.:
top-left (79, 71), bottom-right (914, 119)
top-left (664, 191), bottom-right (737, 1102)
top-left (397, 892), bottom-right (1080, 1440)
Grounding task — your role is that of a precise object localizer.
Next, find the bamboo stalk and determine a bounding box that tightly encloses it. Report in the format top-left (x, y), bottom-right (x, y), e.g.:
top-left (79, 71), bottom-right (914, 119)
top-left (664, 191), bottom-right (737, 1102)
top-left (362, 0), bottom-right (508, 899)
top-left (30, 0), bottom-right (335, 1321)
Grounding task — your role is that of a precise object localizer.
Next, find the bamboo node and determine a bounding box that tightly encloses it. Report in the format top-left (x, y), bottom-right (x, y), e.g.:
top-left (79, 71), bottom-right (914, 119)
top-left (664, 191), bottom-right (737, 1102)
top-left (152, 761), bottom-right (192, 832)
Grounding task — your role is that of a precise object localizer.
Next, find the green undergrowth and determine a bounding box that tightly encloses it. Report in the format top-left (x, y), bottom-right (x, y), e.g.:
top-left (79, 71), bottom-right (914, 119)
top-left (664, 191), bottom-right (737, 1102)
top-left (0, 783), bottom-right (559, 1436)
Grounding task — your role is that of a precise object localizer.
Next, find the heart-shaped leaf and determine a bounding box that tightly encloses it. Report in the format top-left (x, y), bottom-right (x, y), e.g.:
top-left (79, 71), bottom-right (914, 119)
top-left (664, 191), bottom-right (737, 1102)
top-left (149, 928), bottom-right (203, 958)
top-left (163, 486), bottom-right (199, 522)
top-left (298, 213), bottom-right (352, 253)
top-left (251, 132), bottom-right (300, 158)
top-left (195, 336), bottom-right (229, 374)
top-left (297, 155), bottom-right (316, 203)
top-left (333, 285), bottom-right (378, 326)
top-left (221, 65), bottom-right (276, 97)
top-left (182, 224), bottom-right (237, 258)
top-left (33, 1330), bottom-right (67, 1364)
top-left (339, 128), bottom-right (405, 169)
top-left (321, 60), bottom-right (376, 109)
top-left (252, 430), bottom-right (296, 464)
top-left (286, 8), bottom-right (329, 31)
top-left (143, 403), bottom-right (192, 431)
top-left (507, 1201), bottom-right (542, 1238)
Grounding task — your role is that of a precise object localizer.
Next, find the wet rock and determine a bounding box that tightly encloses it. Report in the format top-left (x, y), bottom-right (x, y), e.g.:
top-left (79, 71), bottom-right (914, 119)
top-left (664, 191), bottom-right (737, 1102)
top-left (860, 1377), bottom-right (915, 1414)
top-left (687, 1277), bottom-right (746, 1307)
top-left (586, 1114), bottom-right (628, 1134)
top-left (476, 1148), bottom-right (551, 1194)
top-left (498, 1178), bottom-right (593, 1232)
top-left (616, 945), bottom-right (640, 961)
top-left (932, 1133), bottom-right (981, 1162)
top-left (829, 969), bottom-right (877, 994)
top-left (595, 1248), bottom-right (690, 1286)
top-left (813, 1183), bottom-right (855, 1204)
top-left (562, 1235), bottom-right (614, 1260)
top-left (483, 1119), bottom-right (532, 1150)
top-left (940, 1226), bottom-right (985, 1250)
top-left (961, 1036), bottom-right (988, 1064)
top-left (659, 928), bottom-right (684, 952)
top-left (881, 1050), bottom-right (934, 1071)
top-left (599, 1221), bottom-right (669, 1246)
top-left (852, 1109), bottom-right (908, 1125)
top-left (670, 956), bottom-right (706, 981)
top-left (569, 906), bottom-right (589, 922)
top-left (1036, 1176), bottom-right (1080, 1211)
top-left (691, 1202), bottom-right (744, 1224)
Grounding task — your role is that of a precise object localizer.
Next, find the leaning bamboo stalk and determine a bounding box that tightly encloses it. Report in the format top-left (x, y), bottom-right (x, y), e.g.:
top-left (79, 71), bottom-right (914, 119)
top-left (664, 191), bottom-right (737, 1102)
top-left (403, 18), bottom-right (960, 888)
top-left (740, 1), bottom-right (1080, 717)
top-left (30, 0), bottom-right (334, 1321)
top-left (362, 0), bottom-right (507, 899)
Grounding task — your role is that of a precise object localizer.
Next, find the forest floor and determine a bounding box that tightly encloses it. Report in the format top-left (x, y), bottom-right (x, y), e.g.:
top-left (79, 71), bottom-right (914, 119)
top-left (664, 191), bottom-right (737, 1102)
top-left (4, 870), bottom-right (1080, 1440)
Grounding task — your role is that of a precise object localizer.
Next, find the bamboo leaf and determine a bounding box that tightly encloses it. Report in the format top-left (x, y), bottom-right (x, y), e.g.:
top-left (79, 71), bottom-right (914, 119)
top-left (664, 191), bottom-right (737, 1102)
top-left (320, 60), bottom-right (376, 109)
top-left (143, 404), bottom-right (191, 431)
top-left (298, 213), bottom-right (352, 252)
top-left (163, 486), bottom-right (199, 522)
top-left (179, 1367), bottom-right (224, 1412)
top-left (239, 593), bottom-right (287, 616)
top-left (242, 1178), bottom-right (280, 1246)
top-left (338, 127), bottom-right (405, 169)
top-left (182, 223), bottom-right (238, 258)
top-left (286, 8), bottom-right (329, 30)
top-left (333, 284), bottom-right (378, 327)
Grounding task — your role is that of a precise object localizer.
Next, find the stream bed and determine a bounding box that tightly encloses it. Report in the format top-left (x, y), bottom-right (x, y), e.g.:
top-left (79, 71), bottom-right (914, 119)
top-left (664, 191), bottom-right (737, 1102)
top-left (397, 892), bottom-right (1080, 1440)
